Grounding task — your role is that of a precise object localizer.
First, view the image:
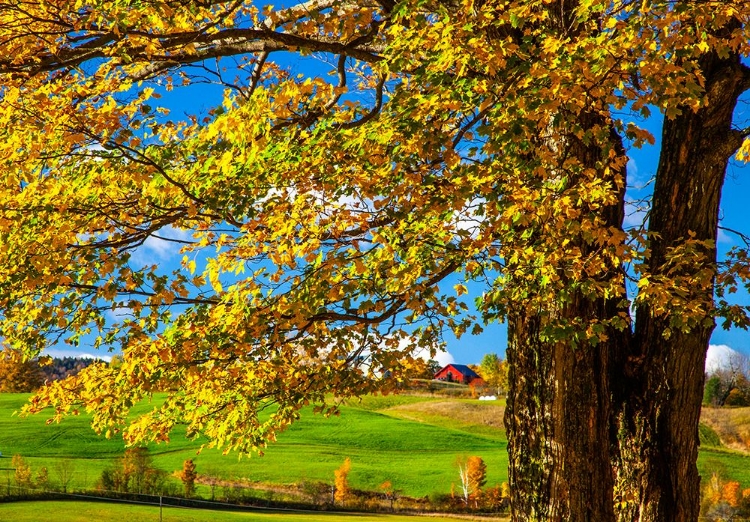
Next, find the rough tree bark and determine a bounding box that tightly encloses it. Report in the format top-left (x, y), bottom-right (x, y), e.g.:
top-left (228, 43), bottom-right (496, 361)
top-left (506, 305), bottom-right (621, 522)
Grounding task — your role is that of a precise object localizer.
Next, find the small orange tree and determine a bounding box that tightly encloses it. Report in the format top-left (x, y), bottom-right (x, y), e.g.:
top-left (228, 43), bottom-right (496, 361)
top-left (334, 458), bottom-right (352, 505)
top-left (467, 456), bottom-right (487, 496)
top-left (457, 455), bottom-right (486, 506)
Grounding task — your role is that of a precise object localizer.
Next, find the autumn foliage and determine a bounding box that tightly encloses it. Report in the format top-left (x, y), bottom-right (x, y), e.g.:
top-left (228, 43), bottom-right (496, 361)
top-left (12, 455), bottom-right (32, 493)
top-left (701, 473), bottom-right (750, 521)
top-left (466, 456), bottom-right (487, 496)
top-left (456, 455), bottom-right (487, 505)
top-left (97, 447), bottom-right (168, 495)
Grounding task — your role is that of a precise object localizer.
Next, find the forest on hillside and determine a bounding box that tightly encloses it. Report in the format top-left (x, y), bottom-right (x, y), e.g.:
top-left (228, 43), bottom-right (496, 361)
top-left (0, 352), bottom-right (101, 393)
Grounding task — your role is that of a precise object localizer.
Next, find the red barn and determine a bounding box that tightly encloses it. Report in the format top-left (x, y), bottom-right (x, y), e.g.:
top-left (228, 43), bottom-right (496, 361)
top-left (434, 364), bottom-right (484, 386)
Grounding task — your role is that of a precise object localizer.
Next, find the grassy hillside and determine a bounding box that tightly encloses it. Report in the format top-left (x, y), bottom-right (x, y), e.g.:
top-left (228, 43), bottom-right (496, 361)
top-left (0, 393), bottom-right (507, 498)
top-left (697, 407), bottom-right (750, 487)
top-left (701, 406), bottom-right (750, 452)
top-left (2, 391), bottom-right (750, 501)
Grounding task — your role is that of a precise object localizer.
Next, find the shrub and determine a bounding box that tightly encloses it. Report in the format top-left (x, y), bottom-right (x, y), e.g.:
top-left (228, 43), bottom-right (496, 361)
top-left (178, 459), bottom-right (197, 498)
top-left (97, 447), bottom-right (168, 495)
top-left (700, 472), bottom-right (750, 521)
top-left (300, 480), bottom-right (331, 506)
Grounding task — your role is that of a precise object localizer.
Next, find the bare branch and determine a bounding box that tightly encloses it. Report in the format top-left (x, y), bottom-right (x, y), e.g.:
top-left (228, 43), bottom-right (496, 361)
top-left (248, 50), bottom-right (270, 98)
top-left (337, 73), bottom-right (385, 130)
top-left (323, 54), bottom-right (348, 111)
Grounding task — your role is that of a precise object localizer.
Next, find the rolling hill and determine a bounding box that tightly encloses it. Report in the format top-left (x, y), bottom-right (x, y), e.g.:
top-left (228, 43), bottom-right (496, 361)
top-left (0, 391), bottom-right (749, 501)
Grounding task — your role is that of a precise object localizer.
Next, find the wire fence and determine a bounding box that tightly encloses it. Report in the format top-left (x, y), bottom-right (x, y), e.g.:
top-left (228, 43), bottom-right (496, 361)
top-left (0, 484), bottom-right (372, 520)
top-left (0, 484), bottom-right (515, 521)
top-left (1, 484), bottom-right (330, 510)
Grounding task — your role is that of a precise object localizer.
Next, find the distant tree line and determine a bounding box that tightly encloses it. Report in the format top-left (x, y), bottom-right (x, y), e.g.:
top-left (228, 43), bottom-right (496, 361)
top-left (0, 348), bottom-right (102, 393)
top-left (41, 357), bottom-right (101, 383)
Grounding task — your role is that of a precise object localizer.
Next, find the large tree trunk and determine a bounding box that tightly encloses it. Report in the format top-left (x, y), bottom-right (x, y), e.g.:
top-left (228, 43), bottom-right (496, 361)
top-left (503, 7), bottom-right (629, 516)
top-left (506, 304), bottom-right (621, 522)
top-left (505, 40), bottom-right (750, 522)
top-left (616, 50), bottom-right (748, 522)
top-left (505, 116), bottom-right (628, 521)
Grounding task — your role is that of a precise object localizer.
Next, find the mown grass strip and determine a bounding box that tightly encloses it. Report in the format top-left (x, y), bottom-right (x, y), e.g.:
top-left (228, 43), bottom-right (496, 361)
top-left (0, 500), bottom-right (506, 522)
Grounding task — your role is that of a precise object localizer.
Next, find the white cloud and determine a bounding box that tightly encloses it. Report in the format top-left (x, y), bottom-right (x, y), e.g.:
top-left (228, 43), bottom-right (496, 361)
top-left (451, 197), bottom-right (485, 240)
top-left (717, 227), bottom-right (732, 245)
top-left (44, 348), bottom-right (112, 362)
top-left (627, 157), bottom-right (638, 178)
top-left (705, 344), bottom-right (743, 373)
top-left (105, 306), bottom-right (132, 322)
top-left (623, 200), bottom-right (648, 229)
top-left (129, 226), bottom-right (193, 266)
top-left (626, 157), bottom-right (655, 189)
top-left (434, 349), bottom-right (455, 367)
top-left (416, 346), bottom-right (455, 367)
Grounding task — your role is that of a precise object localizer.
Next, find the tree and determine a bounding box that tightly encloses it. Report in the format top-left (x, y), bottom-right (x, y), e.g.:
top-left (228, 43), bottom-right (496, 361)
top-left (478, 353), bottom-right (507, 396)
top-left (379, 480), bottom-right (400, 511)
top-left (35, 467), bottom-right (49, 492)
top-left (457, 459), bottom-right (471, 506)
top-left (704, 375), bottom-right (725, 407)
top-left (53, 459), bottom-right (76, 494)
top-left (700, 473), bottom-right (750, 522)
top-left (333, 457), bottom-right (352, 506)
top-left (2, 2), bottom-right (750, 522)
top-left (98, 447), bottom-right (167, 495)
top-left (0, 349), bottom-right (44, 393)
top-left (179, 459), bottom-right (198, 498)
top-left (457, 455), bottom-right (486, 506)
top-left (411, 358), bottom-right (442, 380)
top-left (466, 456), bottom-right (487, 495)
top-left (121, 447), bottom-right (167, 495)
top-left (12, 455), bottom-right (32, 494)
top-left (704, 352), bottom-right (750, 406)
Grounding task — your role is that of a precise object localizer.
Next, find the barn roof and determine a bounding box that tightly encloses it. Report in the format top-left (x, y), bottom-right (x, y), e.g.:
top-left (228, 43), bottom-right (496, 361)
top-left (437, 364), bottom-right (480, 379)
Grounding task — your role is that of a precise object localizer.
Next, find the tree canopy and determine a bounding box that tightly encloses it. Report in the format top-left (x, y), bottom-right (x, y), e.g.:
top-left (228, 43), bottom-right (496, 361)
top-left (478, 353), bottom-right (506, 395)
top-left (2, 1), bottom-right (750, 520)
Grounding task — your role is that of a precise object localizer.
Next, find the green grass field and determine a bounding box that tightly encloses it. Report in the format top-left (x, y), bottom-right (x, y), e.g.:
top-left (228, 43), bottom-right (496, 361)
top-left (0, 393), bottom-right (507, 498)
top-left (0, 500), bottom-right (504, 522)
top-left (1, 391), bottom-right (750, 505)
